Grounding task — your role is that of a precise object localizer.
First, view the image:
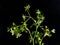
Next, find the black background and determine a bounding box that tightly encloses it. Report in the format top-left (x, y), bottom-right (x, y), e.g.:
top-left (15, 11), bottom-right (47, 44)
top-left (0, 0), bottom-right (60, 45)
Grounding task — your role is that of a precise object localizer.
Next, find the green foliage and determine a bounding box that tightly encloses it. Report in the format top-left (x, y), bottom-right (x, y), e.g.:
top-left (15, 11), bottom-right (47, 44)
top-left (7, 4), bottom-right (55, 45)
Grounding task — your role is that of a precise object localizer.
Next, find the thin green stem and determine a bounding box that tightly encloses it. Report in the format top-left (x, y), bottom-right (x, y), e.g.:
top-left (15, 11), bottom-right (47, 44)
top-left (36, 26), bottom-right (38, 31)
top-left (27, 10), bottom-right (30, 16)
top-left (36, 25), bottom-right (39, 31)
top-left (30, 17), bottom-right (36, 23)
top-left (39, 42), bottom-right (41, 45)
top-left (27, 10), bottom-right (36, 23)
top-left (33, 39), bottom-right (34, 45)
top-left (25, 17), bottom-right (31, 22)
top-left (26, 27), bottom-right (35, 45)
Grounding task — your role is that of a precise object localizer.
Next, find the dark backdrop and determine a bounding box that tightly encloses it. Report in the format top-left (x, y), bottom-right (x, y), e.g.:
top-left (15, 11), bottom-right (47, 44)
top-left (0, 0), bottom-right (60, 45)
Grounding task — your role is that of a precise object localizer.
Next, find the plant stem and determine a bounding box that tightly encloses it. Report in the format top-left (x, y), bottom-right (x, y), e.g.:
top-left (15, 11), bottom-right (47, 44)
top-left (25, 17), bottom-right (31, 22)
top-left (27, 10), bottom-right (30, 16)
top-left (25, 10), bottom-right (35, 45)
top-left (33, 38), bottom-right (34, 45)
top-left (39, 42), bottom-right (41, 45)
top-left (27, 10), bottom-right (36, 23)
top-left (30, 17), bottom-right (36, 23)
top-left (26, 28), bottom-right (35, 45)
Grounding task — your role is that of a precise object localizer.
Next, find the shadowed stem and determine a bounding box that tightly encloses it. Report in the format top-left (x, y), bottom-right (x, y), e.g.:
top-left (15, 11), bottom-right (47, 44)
top-left (26, 28), bottom-right (34, 45)
top-left (33, 39), bottom-right (34, 45)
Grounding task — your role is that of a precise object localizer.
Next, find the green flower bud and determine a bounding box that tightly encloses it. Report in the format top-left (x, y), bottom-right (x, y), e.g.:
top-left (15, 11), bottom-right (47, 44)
top-left (22, 14), bottom-right (26, 20)
top-left (24, 4), bottom-right (30, 11)
top-left (51, 29), bottom-right (55, 33)
top-left (42, 43), bottom-right (44, 45)
top-left (16, 33), bottom-right (22, 38)
top-left (36, 9), bottom-right (41, 15)
top-left (10, 28), bottom-right (14, 36)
